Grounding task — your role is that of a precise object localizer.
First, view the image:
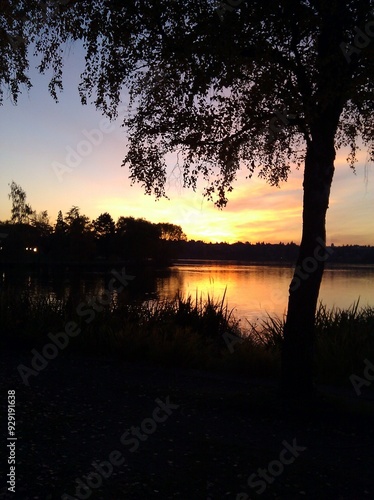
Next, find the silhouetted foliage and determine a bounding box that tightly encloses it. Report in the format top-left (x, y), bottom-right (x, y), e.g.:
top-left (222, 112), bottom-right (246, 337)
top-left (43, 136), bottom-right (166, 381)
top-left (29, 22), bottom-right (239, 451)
top-left (64, 206), bottom-right (91, 235)
top-left (54, 210), bottom-right (67, 235)
top-left (114, 216), bottom-right (160, 262)
top-left (8, 181), bottom-right (34, 224)
top-left (93, 212), bottom-right (115, 238)
top-left (31, 210), bottom-right (52, 236)
top-left (91, 212), bottom-right (116, 258)
top-left (157, 223), bottom-right (187, 242)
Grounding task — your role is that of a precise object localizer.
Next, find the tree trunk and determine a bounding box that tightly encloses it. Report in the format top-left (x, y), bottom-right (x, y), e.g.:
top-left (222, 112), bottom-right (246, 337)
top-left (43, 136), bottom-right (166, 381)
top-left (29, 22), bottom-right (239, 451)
top-left (281, 130), bottom-right (336, 397)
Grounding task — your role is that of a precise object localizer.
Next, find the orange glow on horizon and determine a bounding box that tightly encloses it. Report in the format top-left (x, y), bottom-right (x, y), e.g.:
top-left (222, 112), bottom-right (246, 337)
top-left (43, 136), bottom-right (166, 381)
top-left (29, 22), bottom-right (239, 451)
top-left (1, 120), bottom-right (373, 246)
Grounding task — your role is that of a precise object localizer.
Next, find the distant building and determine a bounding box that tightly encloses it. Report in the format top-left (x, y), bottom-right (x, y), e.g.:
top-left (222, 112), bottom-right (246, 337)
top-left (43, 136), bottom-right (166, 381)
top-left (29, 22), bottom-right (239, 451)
top-left (0, 224), bottom-right (41, 264)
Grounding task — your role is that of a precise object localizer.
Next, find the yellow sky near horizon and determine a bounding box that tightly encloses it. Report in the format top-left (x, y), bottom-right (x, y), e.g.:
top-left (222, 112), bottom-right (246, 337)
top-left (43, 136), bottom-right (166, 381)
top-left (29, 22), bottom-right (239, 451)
top-left (1, 140), bottom-right (373, 245)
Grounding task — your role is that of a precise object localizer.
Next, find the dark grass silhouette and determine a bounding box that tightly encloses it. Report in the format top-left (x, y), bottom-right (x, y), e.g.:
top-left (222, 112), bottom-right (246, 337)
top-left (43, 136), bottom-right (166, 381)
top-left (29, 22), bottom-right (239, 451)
top-left (2, 289), bottom-right (374, 386)
top-left (2, 291), bottom-right (374, 498)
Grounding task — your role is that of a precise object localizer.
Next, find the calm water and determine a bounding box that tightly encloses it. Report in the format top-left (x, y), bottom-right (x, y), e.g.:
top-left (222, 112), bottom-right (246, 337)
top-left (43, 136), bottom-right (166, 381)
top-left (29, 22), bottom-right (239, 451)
top-left (158, 261), bottom-right (374, 325)
top-left (1, 261), bottom-right (373, 325)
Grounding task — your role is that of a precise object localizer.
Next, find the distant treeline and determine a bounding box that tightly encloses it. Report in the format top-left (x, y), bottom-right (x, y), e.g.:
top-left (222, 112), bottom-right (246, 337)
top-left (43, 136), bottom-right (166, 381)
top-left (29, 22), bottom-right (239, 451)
top-left (1, 217), bottom-right (374, 266)
top-left (1, 180), bottom-right (373, 266)
top-left (1, 212), bottom-right (374, 266)
top-left (1, 182), bottom-right (188, 266)
top-left (0, 207), bottom-right (187, 266)
top-left (172, 240), bottom-right (374, 264)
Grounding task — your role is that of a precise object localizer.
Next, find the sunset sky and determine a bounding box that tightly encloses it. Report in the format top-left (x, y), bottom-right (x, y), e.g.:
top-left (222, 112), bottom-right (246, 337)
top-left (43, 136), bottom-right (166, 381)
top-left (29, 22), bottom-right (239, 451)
top-left (0, 45), bottom-right (373, 245)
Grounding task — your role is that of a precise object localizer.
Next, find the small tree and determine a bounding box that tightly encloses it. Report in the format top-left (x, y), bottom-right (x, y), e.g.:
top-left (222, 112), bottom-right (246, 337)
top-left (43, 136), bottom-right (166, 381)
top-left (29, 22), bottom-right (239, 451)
top-left (31, 210), bottom-right (52, 237)
top-left (92, 212), bottom-right (115, 239)
top-left (92, 212), bottom-right (115, 258)
top-left (157, 223), bottom-right (187, 242)
top-left (116, 216), bottom-right (161, 261)
top-left (64, 206), bottom-right (91, 236)
top-left (54, 210), bottom-right (67, 235)
top-left (8, 181), bottom-right (34, 224)
top-left (64, 206), bottom-right (94, 261)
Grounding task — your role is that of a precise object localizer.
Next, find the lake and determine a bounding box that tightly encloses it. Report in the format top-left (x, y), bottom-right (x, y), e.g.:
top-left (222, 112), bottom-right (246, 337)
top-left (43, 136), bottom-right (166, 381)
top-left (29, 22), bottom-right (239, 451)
top-left (157, 261), bottom-right (374, 326)
top-left (1, 261), bottom-right (373, 326)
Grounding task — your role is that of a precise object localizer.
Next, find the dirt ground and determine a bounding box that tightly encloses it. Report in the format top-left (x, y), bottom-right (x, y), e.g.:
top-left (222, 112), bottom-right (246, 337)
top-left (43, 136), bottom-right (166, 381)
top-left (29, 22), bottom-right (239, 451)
top-left (1, 348), bottom-right (374, 500)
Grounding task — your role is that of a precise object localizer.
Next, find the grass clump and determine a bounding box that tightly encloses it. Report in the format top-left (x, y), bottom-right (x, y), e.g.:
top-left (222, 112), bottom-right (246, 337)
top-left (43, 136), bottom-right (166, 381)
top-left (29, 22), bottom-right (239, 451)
top-left (2, 288), bottom-right (374, 386)
top-left (247, 300), bottom-right (374, 385)
top-left (314, 300), bottom-right (374, 384)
